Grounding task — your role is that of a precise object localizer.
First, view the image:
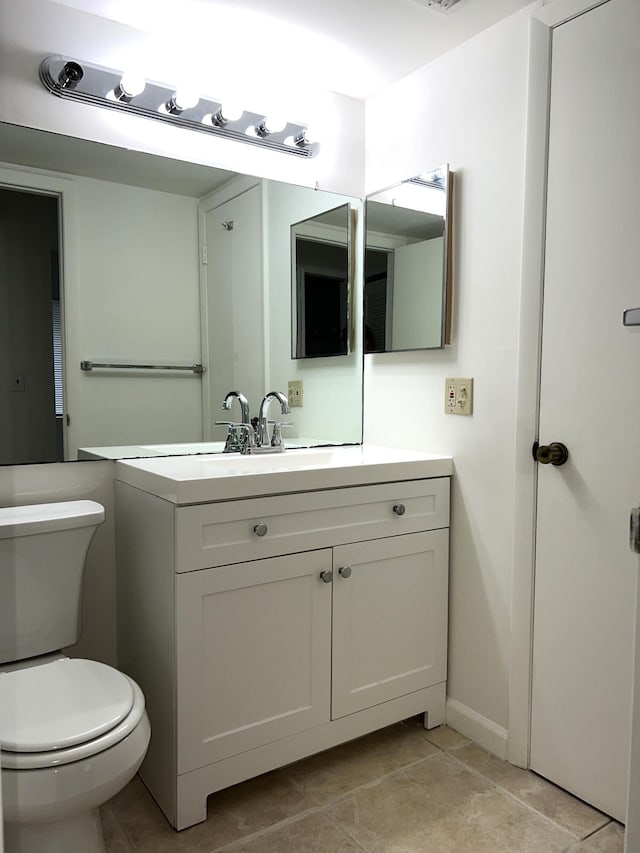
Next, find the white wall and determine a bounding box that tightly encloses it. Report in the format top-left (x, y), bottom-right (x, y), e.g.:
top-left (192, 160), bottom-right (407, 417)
top-left (0, 0), bottom-right (364, 197)
top-left (365, 8), bottom-right (533, 742)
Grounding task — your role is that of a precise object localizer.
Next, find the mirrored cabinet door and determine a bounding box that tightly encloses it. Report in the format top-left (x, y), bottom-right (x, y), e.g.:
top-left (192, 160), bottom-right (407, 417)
top-left (364, 165), bottom-right (453, 353)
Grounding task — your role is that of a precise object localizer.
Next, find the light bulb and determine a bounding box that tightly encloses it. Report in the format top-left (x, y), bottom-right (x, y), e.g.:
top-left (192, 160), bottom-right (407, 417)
top-left (114, 71), bottom-right (145, 102)
top-left (220, 103), bottom-right (244, 123)
top-left (263, 115), bottom-right (287, 134)
top-left (285, 126), bottom-right (316, 148)
top-left (167, 89), bottom-right (199, 114)
top-left (212, 103), bottom-right (245, 126)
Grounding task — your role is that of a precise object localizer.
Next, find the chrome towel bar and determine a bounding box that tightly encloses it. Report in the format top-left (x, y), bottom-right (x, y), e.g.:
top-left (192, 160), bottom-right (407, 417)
top-left (81, 361), bottom-right (204, 374)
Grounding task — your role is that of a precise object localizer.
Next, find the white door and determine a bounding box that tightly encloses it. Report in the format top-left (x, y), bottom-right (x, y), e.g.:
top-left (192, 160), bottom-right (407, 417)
top-left (531, 0), bottom-right (640, 821)
top-left (202, 186), bottom-right (264, 435)
top-left (626, 517), bottom-right (640, 850)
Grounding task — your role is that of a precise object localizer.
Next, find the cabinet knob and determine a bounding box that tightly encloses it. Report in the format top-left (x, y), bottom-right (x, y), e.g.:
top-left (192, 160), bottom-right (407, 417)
top-left (253, 522), bottom-right (268, 537)
top-left (319, 570), bottom-right (333, 584)
top-left (393, 503), bottom-right (406, 516)
top-left (338, 565), bottom-right (352, 579)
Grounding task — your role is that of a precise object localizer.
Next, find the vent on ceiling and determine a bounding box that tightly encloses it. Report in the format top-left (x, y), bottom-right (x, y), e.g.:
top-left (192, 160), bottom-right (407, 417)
top-left (419, 0), bottom-right (462, 10)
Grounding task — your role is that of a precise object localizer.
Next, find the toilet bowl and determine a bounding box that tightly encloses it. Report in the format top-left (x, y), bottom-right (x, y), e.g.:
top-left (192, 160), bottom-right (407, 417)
top-left (0, 501), bottom-right (151, 853)
top-left (1, 656), bottom-right (151, 853)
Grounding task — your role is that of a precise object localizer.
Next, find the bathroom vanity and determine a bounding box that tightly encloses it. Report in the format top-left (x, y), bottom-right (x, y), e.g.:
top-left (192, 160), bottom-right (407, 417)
top-left (114, 446), bottom-right (452, 829)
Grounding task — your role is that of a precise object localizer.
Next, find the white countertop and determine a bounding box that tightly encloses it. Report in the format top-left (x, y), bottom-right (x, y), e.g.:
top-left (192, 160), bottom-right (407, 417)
top-left (115, 445), bottom-right (452, 504)
top-left (78, 438), bottom-right (329, 461)
top-left (78, 442), bottom-right (226, 460)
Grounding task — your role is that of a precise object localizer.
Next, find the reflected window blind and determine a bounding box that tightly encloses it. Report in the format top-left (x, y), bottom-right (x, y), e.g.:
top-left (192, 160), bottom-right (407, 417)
top-left (52, 300), bottom-right (63, 416)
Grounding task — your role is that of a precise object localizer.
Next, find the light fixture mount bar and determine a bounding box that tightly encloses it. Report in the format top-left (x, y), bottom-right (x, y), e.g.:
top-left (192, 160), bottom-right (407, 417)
top-left (39, 55), bottom-right (319, 158)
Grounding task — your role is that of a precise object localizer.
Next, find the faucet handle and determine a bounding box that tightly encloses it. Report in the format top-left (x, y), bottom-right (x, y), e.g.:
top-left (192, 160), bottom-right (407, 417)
top-left (214, 421), bottom-right (244, 453)
top-left (270, 421), bottom-right (294, 448)
top-left (236, 422), bottom-right (258, 454)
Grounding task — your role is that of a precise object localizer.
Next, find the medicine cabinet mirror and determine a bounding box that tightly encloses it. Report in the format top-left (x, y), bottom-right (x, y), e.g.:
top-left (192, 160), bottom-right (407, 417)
top-left (364, 164), bottom-right (453, 353)
top-left (291, 203), bottom-right (352, 359)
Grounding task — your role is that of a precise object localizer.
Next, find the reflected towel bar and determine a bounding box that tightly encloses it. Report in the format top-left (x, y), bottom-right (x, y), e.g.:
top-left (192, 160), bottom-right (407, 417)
top-left (81, 361), bottom-right (204, 374)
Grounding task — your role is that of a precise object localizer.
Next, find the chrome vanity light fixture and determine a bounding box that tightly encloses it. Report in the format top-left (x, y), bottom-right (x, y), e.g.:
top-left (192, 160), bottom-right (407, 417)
top-left (409, 0), bottom-right (461, 10)
top-left (421, 0), bottom-right (461, 9)
top-left (39, 55), bottom-right (319, 158)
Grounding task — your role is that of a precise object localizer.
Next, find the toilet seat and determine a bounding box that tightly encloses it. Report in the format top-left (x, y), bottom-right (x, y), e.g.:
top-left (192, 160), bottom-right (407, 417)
top-left (0, 658), bottom-right (146, 770)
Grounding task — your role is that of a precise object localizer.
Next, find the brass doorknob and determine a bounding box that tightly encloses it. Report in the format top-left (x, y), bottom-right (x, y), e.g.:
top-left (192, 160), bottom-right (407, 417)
top-left (533, 442), bottom-right (569, 466)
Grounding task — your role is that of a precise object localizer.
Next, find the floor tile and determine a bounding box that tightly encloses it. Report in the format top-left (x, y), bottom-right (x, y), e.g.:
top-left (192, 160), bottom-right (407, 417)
top-left (568, 821), bottom-right (625, 852)
top-left (452, 743), bottom-right (610, 839)
top-left (101, 804), bottom-right (133, 852)
top-left (404, 719), bottom-right (471, 751)
top-left (327, 752), bottom-right (575, 852)
top-left (109, 770), bottom-right (312, 852)
top-left (227, 812), bottom-right (364, 852)
top-left (283, 723), bottom-right (439, 806)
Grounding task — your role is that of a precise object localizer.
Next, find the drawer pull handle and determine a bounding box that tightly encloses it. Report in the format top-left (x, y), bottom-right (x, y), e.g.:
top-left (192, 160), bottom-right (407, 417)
top-left (320, 570), bottom-right (333, 584)
top-left (393, 503), bottom-right (406, 516)
top-left (253, 522), bottom-right (268, 537)
top-left (338, 565), bottom-right (352, 579)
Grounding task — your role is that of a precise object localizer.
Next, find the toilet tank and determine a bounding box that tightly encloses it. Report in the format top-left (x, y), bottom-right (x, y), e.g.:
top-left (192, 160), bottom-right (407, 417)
top-left (0, 501), bottom-right (105, 663)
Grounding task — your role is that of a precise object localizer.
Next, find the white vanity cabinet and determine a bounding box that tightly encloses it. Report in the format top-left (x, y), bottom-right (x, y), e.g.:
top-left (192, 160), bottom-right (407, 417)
top-left (114, 448), bottom-right (451, 830)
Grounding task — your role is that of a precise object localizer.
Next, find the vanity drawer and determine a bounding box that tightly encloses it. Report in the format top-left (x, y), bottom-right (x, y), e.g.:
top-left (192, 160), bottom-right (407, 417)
top-left (175, 477), bottom-right (449, 572)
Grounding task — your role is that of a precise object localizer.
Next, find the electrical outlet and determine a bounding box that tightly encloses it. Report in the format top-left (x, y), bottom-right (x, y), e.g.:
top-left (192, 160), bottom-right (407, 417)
top-left (288, 380), bottom-right (303, 408)
top-left (445, 377), bottom-right (473, 415)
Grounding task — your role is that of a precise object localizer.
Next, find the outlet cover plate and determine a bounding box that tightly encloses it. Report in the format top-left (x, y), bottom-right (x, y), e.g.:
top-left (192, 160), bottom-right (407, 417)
top-left (288, 380), bottom-right (303, 408)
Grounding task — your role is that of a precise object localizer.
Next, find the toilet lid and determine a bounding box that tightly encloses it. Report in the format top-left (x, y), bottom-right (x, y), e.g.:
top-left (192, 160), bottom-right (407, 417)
top-left (0, 658), bottom-right (134, 752)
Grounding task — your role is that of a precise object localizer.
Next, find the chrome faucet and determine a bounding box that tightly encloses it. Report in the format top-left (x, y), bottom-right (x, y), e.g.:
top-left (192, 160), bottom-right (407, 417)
top-left (217, 391), bottom-right (251, 453)
top-left (222, 390), bottom-right (250, 425)
top-left (257, 391), bottom-right (291, 450)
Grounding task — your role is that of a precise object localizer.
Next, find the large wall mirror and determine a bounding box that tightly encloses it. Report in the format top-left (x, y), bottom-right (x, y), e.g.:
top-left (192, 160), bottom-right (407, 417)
top-left (0, 122), bottom-right (363, 465)
top-left (364, 165), bottom-right (453, 353)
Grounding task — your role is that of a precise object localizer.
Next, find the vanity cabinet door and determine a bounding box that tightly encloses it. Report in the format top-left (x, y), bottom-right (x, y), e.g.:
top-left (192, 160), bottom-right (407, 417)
top-left (331, 529), bottom-right (448, 719)
top-left (176, 549), bottom-right (332, 773)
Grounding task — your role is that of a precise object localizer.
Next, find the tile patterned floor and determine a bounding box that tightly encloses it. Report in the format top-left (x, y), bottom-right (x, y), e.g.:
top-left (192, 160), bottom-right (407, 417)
top-left (102, 720), bottom-right (625, 852)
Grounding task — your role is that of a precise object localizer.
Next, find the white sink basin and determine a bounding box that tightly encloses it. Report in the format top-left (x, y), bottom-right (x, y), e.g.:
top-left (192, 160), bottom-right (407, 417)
top-left (139, 442), bottom-right (225, 455)
top-left (115, 445), bottom-right (453, 504)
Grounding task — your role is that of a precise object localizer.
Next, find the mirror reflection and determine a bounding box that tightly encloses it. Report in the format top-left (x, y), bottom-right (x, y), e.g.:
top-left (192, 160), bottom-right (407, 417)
top-left (364, 165), bottom-right (452, 353)
top-left (291, 204), bottom-right (351, 359)
top-left (0, 123), bottom-right (363, 465)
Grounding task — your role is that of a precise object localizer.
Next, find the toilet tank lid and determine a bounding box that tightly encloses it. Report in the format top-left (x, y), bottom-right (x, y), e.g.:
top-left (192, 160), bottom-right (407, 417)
top-left (0, 500), bottom-right (105, 539)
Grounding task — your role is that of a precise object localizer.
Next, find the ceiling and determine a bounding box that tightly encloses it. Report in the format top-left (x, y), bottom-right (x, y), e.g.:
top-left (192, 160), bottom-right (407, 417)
top-left (48, 0), bottom-right (536, 100)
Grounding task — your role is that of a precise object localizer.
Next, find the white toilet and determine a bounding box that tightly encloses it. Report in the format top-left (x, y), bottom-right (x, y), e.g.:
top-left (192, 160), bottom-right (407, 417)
top-left (0, 500), bottom-right (151, 853)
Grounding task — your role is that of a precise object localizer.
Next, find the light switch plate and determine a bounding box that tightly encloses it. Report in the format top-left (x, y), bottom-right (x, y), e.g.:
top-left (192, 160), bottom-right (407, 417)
top-left (288, 380), bottom-right (303, 408)
top-left (445, 377), bottom-right (473, 415)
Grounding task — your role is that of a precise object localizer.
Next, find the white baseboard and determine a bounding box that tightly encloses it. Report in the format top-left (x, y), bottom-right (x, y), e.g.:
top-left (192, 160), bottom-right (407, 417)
top-left (445, 698), bottom-right (509, 760)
